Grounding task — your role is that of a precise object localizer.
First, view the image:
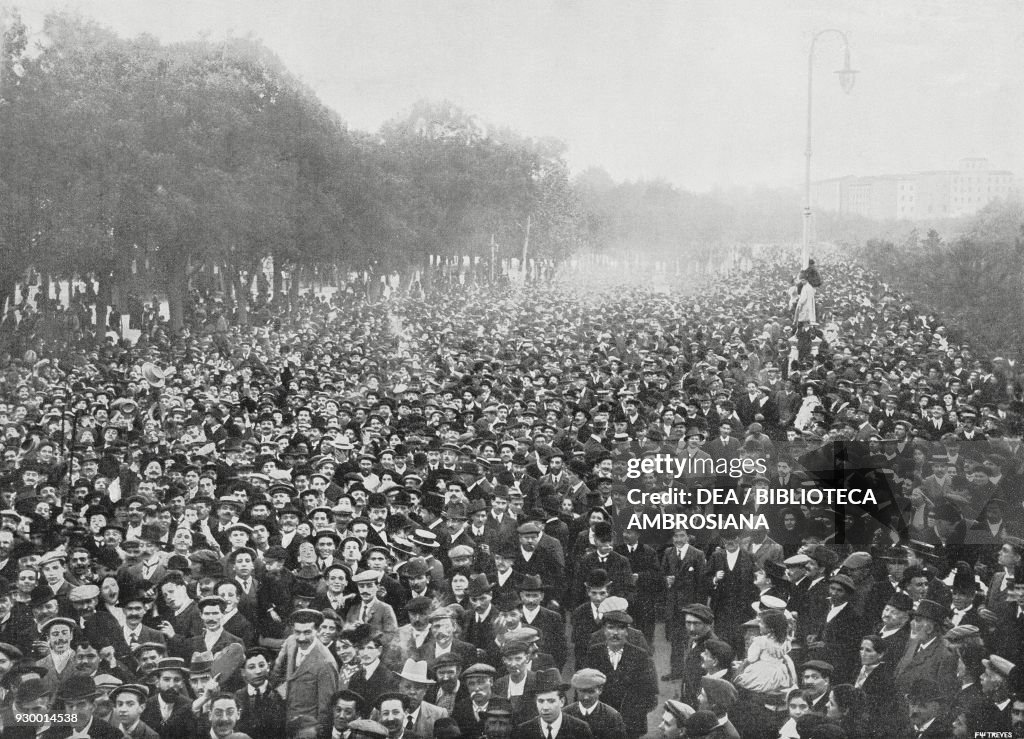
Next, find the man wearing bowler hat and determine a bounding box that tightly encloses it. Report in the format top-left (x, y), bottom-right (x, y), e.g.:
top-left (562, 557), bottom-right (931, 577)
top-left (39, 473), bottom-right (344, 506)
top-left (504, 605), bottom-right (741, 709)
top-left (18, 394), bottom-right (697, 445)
top-left (581, 608), bottom-right (656, 739)
top-left (465, 574), bottom-right (497, 652)
top-left (45, 673), bottom-right (120, 738)
top-left (510, 668), bottom-right (592, 739)
top-left (517, 575), bottom-right (567, 670)
top-left (894, 598), bottom-right (958, 699)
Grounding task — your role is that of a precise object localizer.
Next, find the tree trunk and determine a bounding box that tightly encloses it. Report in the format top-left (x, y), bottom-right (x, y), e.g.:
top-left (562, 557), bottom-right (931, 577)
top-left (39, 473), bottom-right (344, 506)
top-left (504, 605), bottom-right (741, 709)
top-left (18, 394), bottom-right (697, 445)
top-left (288, 264), bottom-right (300, 305)
top-left (232, 265), bottom-right (249, 327)
top-left (272, 260), bottom-right (283, 299)
top-left (166, 257), bottom-right (188, 334)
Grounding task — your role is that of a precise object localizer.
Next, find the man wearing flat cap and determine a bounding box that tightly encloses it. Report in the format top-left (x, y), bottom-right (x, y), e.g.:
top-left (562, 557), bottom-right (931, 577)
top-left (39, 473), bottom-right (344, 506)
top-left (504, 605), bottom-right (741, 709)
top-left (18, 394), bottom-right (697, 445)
top-left (675, 603), bottom-right (717, 706)
top-left (581, 609), bottom-right (657, 739)
top-left (564, 668), bottom-right (626, 739)
top-left (493, 640), bottom-right (538, 726)
top-left (894, 599), bottom-right (958, 701)
top-left (453, 663), bottom-right (497, 739)
top-left (514, 521), bottom-right (566, 608)
top-left (806, 574), bottom-right (862, 683)
top-left (347, 569), bottom-right (399, 643)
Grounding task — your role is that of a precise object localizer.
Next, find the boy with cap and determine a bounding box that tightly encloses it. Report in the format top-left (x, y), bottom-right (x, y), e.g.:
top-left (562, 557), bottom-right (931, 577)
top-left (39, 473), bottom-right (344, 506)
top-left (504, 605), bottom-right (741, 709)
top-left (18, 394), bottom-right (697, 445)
top-left (113, 684), bottom-right (159, 739)
top-left (564, 668), bottom-right (625, 739)
top-left (233, 647), bottom-right (287, 739)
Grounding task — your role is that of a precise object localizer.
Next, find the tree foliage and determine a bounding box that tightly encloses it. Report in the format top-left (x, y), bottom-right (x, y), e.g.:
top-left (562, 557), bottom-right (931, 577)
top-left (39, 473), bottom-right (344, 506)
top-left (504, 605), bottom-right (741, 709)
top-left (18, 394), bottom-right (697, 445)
top-left (856, 199), bottom-right (1024, 357)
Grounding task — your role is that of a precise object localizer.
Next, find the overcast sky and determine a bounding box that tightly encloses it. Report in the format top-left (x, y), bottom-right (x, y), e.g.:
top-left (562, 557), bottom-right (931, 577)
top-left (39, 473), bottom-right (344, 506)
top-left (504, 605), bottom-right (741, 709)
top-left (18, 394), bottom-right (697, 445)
top-left (19, 0), bottom-right (1024, 191)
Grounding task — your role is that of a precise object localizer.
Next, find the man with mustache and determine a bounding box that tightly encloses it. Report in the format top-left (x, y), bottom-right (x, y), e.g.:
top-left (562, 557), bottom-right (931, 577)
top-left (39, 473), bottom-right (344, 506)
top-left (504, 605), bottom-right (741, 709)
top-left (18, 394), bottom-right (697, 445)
top-left (376, 692), bottom-right (422, 739)
top-left (453, 663), bottom-right (497, 739)
top-left (206, 693), bottom-right (250, 739)
top-left (36, 616), bottom-right (77, 695)
top-left (894, 599), bottom-right (958, 701)
top-left (141, 657), bottom-right (197, 739)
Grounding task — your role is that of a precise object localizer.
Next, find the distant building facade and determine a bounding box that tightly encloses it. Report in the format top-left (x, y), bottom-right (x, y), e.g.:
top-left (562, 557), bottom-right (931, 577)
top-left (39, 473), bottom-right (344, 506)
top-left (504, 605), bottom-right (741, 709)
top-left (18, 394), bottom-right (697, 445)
top-left (812, 158), bottom-right (1014, 220)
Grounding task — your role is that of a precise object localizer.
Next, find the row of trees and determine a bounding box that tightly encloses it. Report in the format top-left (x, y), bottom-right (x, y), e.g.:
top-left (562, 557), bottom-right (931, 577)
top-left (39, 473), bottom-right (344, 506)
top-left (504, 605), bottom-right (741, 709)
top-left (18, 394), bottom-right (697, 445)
top-left (0, 13), bottom-right (593, 330)
top-left (855, 200), bottom-right (1024, 357)
top-left (0, 12), bottom-right (819, 331)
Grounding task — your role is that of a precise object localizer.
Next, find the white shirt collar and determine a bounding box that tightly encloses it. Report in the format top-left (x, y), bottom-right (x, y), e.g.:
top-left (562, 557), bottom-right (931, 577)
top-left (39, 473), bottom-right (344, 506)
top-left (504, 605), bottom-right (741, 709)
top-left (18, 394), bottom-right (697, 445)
top-left (543, 713), bottom-right (564, 737)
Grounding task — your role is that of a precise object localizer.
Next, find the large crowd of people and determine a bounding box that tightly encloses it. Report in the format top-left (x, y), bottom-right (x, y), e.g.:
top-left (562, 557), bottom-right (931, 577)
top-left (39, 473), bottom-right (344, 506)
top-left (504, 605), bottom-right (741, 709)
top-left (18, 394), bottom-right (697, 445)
top-left (0, 250), bottom-right (1020, 739)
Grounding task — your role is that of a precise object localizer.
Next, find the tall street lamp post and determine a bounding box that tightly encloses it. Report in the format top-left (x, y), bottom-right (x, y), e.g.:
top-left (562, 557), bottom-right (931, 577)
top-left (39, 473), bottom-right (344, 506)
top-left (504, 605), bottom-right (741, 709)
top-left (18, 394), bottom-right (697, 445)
top-left (803, 29), bottom-right (857, 268)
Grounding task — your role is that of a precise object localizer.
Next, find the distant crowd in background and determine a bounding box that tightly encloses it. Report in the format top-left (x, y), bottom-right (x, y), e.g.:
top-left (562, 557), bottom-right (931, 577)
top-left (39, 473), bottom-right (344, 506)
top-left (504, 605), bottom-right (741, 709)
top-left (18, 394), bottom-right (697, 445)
top-left (0, 250), bottom-right (1020, 738)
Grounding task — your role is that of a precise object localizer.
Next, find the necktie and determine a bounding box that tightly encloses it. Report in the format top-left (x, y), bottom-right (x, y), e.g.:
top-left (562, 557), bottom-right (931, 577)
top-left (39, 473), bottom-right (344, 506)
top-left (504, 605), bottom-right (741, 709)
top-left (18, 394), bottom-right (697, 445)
top-left (546, 723), bottom-right (554, 739)
top-left (360, 605), bottom-right (369, 623)
top-left (406, 716), bottom-right (415, 733)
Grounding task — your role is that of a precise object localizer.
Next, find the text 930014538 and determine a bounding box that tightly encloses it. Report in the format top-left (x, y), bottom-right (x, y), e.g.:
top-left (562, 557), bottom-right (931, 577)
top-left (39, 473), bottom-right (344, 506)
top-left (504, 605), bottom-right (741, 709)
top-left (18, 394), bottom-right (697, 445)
top-left (14, 713), bottom-right (79, 725)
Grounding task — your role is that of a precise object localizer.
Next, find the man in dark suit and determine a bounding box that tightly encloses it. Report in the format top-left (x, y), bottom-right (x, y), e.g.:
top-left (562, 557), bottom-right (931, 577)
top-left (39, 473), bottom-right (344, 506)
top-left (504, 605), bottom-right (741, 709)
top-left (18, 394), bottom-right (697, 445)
top-left (178, 596), bottom-right (245, 669)
top-left (662, 529), bottom-right (706, 678)
top-left (515, 521), bottom-right (566, 607)
top-left (347, 625), bottom-right (400, 708)
top-left (893, 599), bottom-right (959, 700)
top-left (511, 667), bottom-right (593, 739)
top-left (113, 589), bottom-right (167, 671)
top-left (216, 581), bottom-right (257, 648)
top-left (572, 522), bottom-right (633, 607)
top-left (704, 533), bottom-right (758, 652)
top-left (907, 678), bottom-right (956, 738)
top-left (572, 570), bottom-right (610, 669)
top-left (452, 662), bottom-right (498, 739)
top-left (141, 657), bottom-right (197, 739)
top-left (704, 421), bottom-right (742, 463)
top-left (423, 607), bottom-right (479, 674)
top-left (494, 641), bottom-right (538, 726)
top-left (42, 673), bottom-right (121, 739)
top-left (233, 647), bottom-right (287, 739)
top-left (809, 574), bottom-right (863, 684)
top-left (464, 574), bottom-right (499, 653)
top-left (582, 611), bottom-right (657, 739)
top-left (516, 575), bottom-right (567, 670)
top-left (616, 528), bottom-right (662, 643)
top-left (564, 668), bottom-right (626, 739)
